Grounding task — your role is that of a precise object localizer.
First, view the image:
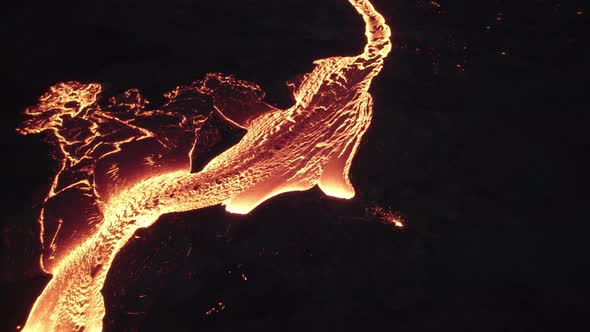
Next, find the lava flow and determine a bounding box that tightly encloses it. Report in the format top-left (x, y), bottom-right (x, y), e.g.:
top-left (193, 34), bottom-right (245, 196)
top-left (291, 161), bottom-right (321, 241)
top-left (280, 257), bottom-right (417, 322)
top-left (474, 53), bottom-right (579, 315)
top-left (18, 0), bottom-right (391, 331)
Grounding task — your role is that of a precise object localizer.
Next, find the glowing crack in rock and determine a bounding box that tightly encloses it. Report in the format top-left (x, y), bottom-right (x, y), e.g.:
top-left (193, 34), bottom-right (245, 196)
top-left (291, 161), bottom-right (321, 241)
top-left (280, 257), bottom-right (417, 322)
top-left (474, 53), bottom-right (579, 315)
top-left (18, 0), bottom-right (391, 331)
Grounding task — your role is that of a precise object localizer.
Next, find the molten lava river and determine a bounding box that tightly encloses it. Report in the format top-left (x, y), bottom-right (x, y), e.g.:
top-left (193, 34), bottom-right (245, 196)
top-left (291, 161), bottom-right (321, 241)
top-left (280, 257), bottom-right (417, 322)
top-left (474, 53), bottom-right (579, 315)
top-left (17, 0), bottom-right (391, 331)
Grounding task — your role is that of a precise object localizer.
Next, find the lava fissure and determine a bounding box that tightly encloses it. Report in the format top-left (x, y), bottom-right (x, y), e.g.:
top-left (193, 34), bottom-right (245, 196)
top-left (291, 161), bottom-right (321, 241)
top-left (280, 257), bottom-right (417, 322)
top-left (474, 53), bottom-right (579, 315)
top-left (20, 1), bottom-right (391, 331)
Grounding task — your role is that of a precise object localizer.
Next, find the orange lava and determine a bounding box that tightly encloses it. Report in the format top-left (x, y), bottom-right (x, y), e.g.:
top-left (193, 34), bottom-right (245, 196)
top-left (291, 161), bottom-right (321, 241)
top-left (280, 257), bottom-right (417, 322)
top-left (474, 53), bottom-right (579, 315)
top-left (19, 1), bottom-right (391, 331)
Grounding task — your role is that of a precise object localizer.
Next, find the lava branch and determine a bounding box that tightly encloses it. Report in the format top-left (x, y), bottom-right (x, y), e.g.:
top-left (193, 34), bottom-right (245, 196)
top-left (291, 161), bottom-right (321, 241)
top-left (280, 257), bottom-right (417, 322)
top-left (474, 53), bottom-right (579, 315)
top-left (20, 1), bottom-right (392, 331)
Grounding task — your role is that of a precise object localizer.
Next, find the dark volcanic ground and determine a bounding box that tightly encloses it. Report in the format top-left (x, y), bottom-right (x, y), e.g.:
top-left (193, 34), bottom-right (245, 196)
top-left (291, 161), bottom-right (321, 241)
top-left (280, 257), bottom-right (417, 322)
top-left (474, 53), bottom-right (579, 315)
top-left (1, 0), bottom-right (587, 331)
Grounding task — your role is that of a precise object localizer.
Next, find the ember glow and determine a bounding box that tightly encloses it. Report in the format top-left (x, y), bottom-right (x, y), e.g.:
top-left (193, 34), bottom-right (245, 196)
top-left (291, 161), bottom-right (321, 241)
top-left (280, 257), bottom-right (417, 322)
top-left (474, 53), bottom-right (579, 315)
top-left (367, 206), bottom-right (405, 228)
top-left (19, 0), bottom-right (391, 331)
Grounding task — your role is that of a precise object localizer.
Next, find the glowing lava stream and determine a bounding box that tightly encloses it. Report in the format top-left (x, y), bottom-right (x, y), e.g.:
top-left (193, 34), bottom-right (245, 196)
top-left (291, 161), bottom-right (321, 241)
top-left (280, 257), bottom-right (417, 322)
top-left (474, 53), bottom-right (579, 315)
top-left (22, 1), bottom-right (391, 331)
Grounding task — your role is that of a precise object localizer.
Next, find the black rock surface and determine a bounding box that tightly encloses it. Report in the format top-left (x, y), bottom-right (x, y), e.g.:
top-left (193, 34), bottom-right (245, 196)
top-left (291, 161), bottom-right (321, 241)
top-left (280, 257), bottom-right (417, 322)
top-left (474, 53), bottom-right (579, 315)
top-left (2, 0), bottom-right (586, 331)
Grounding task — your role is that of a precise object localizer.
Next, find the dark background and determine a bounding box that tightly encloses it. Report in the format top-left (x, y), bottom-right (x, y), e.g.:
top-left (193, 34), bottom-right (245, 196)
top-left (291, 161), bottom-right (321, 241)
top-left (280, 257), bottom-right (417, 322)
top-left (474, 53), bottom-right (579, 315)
top-left (1, 0), bottom-right (587, 331)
